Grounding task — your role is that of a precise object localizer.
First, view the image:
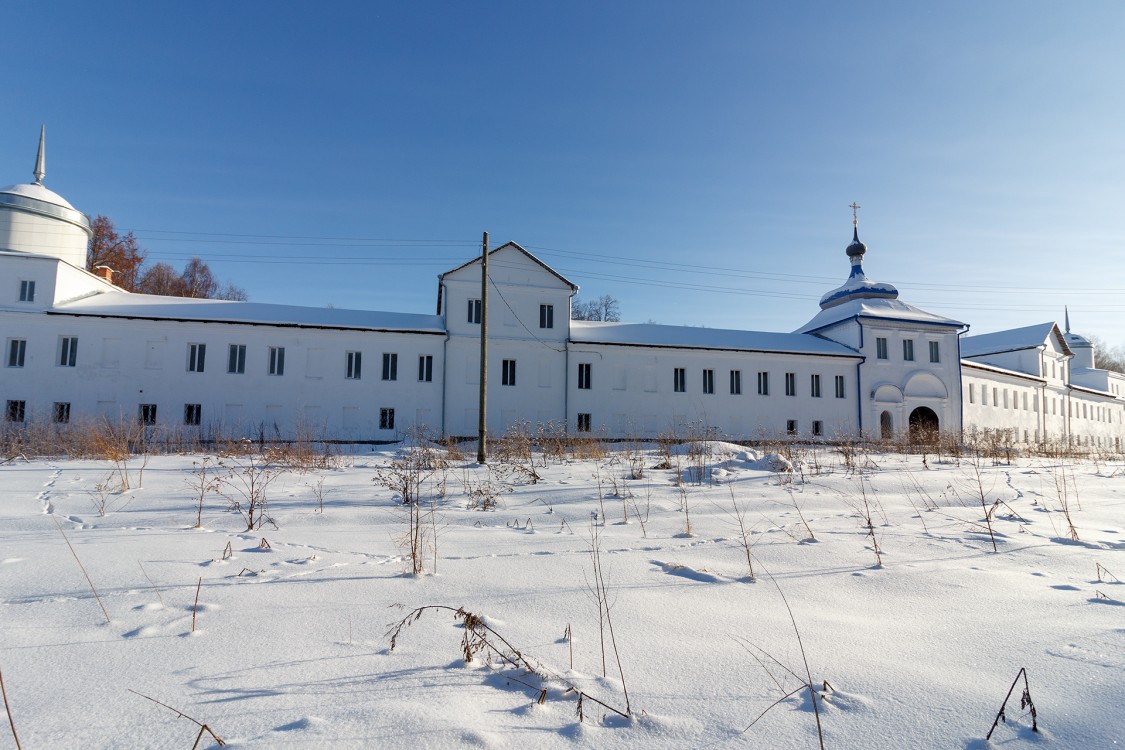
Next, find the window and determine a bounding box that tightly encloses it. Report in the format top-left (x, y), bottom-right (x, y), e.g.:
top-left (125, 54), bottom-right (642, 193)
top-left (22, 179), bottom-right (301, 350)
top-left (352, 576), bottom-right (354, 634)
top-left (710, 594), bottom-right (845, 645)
top-left (968, 383), bottom-right (975, 404)
top-left (784, 372), bottom-right (796, 396)
top-left (929, 341), bottom-right (940, 363)
top-left (59, 337), bottom-right (78, 367)
top-left (502, 359), bottom-right (517, 386)
top-left (188, 343), bottom-right (206, 373)
top-left (834, 375), bottom-right (846, 399)
top-left (578, 363), bottom-right (592, 390)
top-left (812, 420), bottom-right (823, 437)
top-left (786, 419), bottom-right (798, 435)
top-left (467, 298), bottom-right (482, 324)
top-left (876, 337), bottom-right (888, 359)
top-left (730, 369), bottom-right (742, 395)
top-left (810, 374), bottom-right (822, 398)
top-left (673, 367), bottom-right (686, 393)
top-left (268, 347), bottom-right (285, 375)
top-left (228, 344), bottom-right (246, 374)
top-left (418, 355), bottom-right (433, 382)
top-left (379, 408), bottom-right (395, 430)
top-left (540, 304), bottom-right (554, 329)
top-left (346, 351), bottom-right (362, 379)
top-left (184, 403), bottom-right (202, 426)
top-left (577, 413), bottom-right (592, 432)
top-left (19, 280), bottom-right (35, 303)
top-left (382, 352), bottom-right (398, 381)
top-left (6, 400), bottom-right (26, 423)
top-left (702, 369), bottom-right (714, 394)
top-left (757, 371), bottom-right (769, 396)
top-left (903, 339), bottom-right (915, 361)
top-left (139, 403), bottom-right (157, 426)
top-left (7, 339), bottom-right (26, 368)
top-left (53, 402), bottom-right (70, 424)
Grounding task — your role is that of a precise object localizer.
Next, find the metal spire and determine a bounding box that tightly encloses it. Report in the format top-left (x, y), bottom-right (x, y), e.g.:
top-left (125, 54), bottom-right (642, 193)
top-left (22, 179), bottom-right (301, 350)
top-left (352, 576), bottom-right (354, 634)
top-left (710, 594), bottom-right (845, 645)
top-left (33, 125), bottom-right (46, 185)
top-left (1065, 305), bottom-right (1071, 333)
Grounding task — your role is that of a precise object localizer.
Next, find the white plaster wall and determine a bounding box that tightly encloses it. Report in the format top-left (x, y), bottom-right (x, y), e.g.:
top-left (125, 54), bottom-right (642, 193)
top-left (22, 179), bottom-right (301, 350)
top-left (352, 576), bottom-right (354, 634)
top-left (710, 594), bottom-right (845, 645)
top-left (566, 344), bottom-right (859, 439)
top-left (857, 321), bottom-right (963, 437)
top-left (1, 311), bottom-right (446, 440)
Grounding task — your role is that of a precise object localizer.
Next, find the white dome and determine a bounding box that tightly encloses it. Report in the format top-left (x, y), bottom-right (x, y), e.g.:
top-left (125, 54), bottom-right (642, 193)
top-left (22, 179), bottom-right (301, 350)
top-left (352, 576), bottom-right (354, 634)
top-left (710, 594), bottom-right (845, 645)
top-left (0, 181), bottom-right (78, 210)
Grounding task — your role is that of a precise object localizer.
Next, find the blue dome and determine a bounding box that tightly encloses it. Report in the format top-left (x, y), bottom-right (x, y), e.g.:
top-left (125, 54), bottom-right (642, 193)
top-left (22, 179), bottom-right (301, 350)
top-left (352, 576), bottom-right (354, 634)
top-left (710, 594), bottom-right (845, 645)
top-left (845, 227), bottom-right (867, 258)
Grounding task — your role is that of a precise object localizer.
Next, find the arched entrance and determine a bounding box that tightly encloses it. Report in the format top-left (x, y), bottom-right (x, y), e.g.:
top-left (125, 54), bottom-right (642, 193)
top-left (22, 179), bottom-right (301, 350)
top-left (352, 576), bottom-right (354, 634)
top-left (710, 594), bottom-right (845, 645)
top-left (879, 410), bottom-right (894, 440)
top-left (908, 406), bottom-right (939, 443)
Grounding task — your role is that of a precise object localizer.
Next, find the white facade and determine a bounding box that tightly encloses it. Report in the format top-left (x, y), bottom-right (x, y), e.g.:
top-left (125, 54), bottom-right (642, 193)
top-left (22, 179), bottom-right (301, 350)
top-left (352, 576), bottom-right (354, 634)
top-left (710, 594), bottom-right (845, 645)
top-left (2, 139), bottom-right (1123, 447)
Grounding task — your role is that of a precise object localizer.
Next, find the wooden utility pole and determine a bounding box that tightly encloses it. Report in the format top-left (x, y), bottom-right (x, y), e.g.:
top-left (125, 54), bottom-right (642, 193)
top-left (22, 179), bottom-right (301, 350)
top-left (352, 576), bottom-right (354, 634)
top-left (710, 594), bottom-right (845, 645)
top-left (477, 231), bottom-right (488, 464)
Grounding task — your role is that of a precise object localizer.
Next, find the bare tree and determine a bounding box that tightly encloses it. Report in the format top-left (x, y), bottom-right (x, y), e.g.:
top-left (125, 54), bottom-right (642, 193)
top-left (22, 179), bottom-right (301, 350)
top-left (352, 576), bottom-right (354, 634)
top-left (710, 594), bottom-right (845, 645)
top-left (571, 294), bottom-right (621, 322)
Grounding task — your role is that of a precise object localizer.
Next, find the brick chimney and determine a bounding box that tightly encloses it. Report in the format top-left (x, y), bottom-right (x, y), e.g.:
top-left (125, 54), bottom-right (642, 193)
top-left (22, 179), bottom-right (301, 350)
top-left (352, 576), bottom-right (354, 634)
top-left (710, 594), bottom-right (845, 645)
top-left (94, 266), bottom-right (114, 284)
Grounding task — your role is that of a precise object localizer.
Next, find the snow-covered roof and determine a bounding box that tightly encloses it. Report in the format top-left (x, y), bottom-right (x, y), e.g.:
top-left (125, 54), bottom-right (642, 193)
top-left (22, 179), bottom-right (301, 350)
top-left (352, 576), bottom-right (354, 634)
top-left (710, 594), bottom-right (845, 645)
top-left (961, 359), bottom-right (1046, 383)
top-left (961, 322), bottom-right (1071, 359)
top-left (570, 320), bottom-right (859, 357)
top-left (49, 291), bottom-right (445, 333)
top-left (795, 297), bottom-right (965, 335)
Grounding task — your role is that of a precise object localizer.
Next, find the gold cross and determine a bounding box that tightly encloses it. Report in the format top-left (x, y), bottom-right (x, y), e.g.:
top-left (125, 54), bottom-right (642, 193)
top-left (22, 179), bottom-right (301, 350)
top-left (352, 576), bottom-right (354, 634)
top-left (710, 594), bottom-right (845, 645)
top-left (849, 202), bottom-right (861, 226)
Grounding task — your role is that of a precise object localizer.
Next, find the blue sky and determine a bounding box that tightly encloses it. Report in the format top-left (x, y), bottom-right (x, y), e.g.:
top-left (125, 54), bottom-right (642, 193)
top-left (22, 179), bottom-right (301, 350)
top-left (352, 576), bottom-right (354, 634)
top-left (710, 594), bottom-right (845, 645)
top-left (5, 2), bottom-right (1124, 345)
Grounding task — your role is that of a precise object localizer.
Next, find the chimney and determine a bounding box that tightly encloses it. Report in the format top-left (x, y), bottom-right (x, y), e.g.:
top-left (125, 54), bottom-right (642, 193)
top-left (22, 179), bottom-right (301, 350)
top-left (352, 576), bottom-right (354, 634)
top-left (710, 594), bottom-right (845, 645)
top-left (94, 266), bottom-right (114, 284)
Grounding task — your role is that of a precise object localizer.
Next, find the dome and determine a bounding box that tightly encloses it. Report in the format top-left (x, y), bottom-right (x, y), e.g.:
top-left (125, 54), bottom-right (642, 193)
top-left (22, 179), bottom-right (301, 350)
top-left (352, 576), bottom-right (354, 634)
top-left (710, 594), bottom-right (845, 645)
top-left (0, 181), bottom-right (78, 210)
top-left (845, 227), bottom-right (867, 257)
top-left (0, 181), bottom-right (89, 230)
top-left (818, 224), bottom-right (898, 310)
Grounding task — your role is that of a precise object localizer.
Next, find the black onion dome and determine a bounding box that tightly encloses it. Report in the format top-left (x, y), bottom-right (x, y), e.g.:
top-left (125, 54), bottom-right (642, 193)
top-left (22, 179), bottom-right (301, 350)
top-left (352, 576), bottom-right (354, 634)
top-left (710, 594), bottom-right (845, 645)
top-left (846, 227), bottom-right (867, 258)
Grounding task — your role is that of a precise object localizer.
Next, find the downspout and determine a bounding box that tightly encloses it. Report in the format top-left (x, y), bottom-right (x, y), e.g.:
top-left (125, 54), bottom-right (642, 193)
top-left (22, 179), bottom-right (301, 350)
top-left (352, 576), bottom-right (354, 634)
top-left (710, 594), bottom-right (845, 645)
top-left (955, 324), bottom-right (969, 437)
top-left (438, 281), bottom-right (449, 438)
top-left (564, 339), bottom-right (571, 434)
top-left (856, 321), bottom-right (864, 437)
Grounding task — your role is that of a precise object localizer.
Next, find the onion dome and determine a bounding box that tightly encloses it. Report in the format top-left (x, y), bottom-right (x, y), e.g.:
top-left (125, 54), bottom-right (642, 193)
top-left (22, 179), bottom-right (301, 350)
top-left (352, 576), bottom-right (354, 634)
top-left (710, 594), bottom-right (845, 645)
top-left (818, 216), bottom-right (898, 310)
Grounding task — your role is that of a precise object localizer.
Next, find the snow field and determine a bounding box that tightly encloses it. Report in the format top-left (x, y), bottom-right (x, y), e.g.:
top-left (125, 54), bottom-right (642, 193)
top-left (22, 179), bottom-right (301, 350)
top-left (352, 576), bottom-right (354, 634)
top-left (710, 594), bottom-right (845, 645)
top-left (1, 443), bottom-right (1123, 748)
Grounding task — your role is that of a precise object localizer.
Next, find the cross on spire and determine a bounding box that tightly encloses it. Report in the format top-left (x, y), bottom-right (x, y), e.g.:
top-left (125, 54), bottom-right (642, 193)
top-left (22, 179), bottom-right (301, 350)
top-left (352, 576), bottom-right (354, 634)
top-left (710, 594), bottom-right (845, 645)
top-left (849, 202), bottom-right (861, 227)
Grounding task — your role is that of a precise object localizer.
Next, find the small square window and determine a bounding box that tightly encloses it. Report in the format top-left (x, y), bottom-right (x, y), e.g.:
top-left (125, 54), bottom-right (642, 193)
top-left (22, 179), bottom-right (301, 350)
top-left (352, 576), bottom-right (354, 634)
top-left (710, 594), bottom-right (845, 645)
top-left (139, 403), bottom-right (157, 426)
top-left (786, 419), bottom-right (798, 436)
top-left (53, 402), bottom-right (70, 424)
top-left (577, 413), bottom-right (592, 432)
top-left (346, 351), bottom-right (362, 379)
top-left (19, 280), bottom-right (35, 303)
top-left (502, 359), bottom-right (517, 386)
top-left (228, 344), bottom-right (246, 374)
top-left (7, 339), bottom-right (26, 368)
top-left (379, 407), bottom-right (395, 430)
top-left (539, 304), bottom-right (554, 329)
top-left (6, 400), bottom-right (26, 423)
top-left (382, 352), bottom-right (398, 381)
top-left (184, 403), bottom-right (202, 426)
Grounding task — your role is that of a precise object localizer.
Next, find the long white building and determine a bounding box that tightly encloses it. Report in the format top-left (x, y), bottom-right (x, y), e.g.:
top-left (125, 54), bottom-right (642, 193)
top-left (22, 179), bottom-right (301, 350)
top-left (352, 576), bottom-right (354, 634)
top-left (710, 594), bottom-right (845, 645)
top-left (3, 134), bottom-right (1123, 449)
